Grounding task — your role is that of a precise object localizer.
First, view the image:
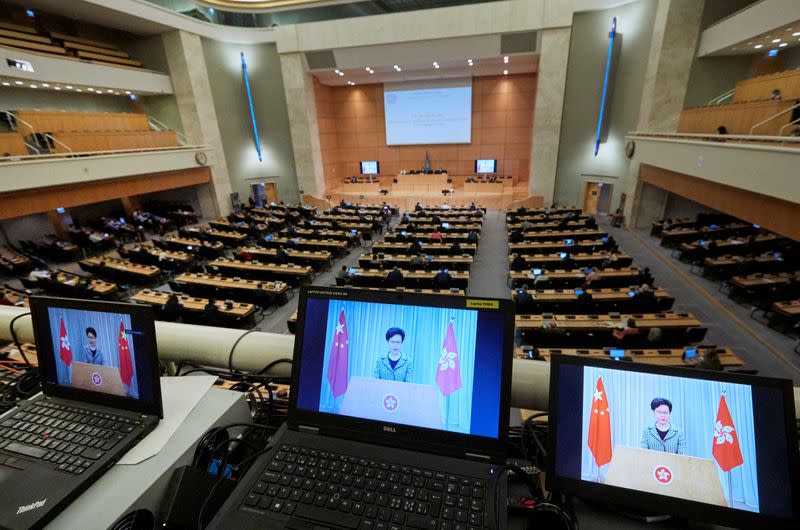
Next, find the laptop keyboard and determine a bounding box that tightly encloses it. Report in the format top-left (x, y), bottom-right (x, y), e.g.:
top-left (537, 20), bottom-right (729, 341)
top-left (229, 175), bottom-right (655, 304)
top-left (240, 444), bottom-right (490, 530)
top-left (0, 400), bottom-right (141, 475)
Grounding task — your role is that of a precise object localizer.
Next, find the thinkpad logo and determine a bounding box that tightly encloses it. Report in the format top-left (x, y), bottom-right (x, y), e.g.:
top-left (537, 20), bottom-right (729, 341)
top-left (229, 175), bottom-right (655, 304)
top-left (383, 425), bottom-right (396, 433)
top-left (17, 499), bottom-right (46, 515)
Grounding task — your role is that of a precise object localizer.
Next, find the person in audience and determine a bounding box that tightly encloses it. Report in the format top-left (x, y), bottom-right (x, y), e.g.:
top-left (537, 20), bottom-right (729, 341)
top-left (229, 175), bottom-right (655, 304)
top-left (253, 282), bottom-right (274, 309)
top-left (162, 293), bottom-right (182, 322)
top-left (285, 223), bottom-right (299, 238)
top-left (611, 208), bottom-right (624, 228)
top-left (401, 212), bottom-right (412, 224)
top-left (511, 253), bottom-right (527, 271)
top-left (431, 214), bottom-right (442, 225)
top-left (465, 176), bottom-right (474, 183)
top-left (603, 251), bottom-right (621, 269)
top-left (467, 230), bottom-right (479, 244)
top-left (409, 240), bottom-right (423, 254)
top-left (586, 267), bottom-right (602, 284)
top-left (637, 267), bottom-right (652, 285)
top-left (414, 202), bottom-right (424, 212)
top-left (430, 228), bottom-right (443, 243)
top-left (532, 272), bottom-right (550, 287)
top-left (716, 125), bottom-right (728, 135)
top-left (386, 266), bottom-right (404, 287)
top-left (634, 283), bottom-right (656, 310)
top-left (450, 240), bottom-right (462, 254)
top-left (410, 254), bottom-right (426, 270)
top-left (521, 219), bottom-right (533, 231)
top-left (770, 88), bottom-right (782, 100)
top-left (576, 283), bottom-right (593, 306)
top-left (509, 228), bottom-right (524, 243)
top-left (27, 268), bottom-right (51, 282)
top-left (540, 319), bottom-right (565, 337)
top-left (240, 248), bottom-right (254, 261)
top-left (696, 348), bottom-right (723, 371)
top-left (202, 298), bottom-right (221, 324)
top-left (275, 246), bottom-right (290, 265)
top-left (0, 294), bottom-right (14, 306)
top-left (433, 268), bottom-right (453, 288)
top-left (613, 318), bottom-right (640, 341)
top-left (336, 265), bottom-right (352, 284)
top-left (469, 202), bottom-right (477, 211)
top-left (514, 284), bottom-right (533, 304)
top-left (646, 327), bottom-right (662, 344)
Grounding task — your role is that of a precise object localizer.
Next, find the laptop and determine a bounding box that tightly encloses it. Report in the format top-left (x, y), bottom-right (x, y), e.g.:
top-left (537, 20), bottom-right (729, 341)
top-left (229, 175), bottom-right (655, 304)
top-left (209, 287), bottom-right (515, 529)
top-left (0, 297), bottom-right (162, 530)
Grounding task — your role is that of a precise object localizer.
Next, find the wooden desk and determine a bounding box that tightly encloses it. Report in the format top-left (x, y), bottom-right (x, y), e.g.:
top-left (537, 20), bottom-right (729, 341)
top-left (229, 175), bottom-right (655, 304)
top-left (162, 236), bottom-right (224, 254)
top-left (281, 227), bottom-right (357, 242)
top-left (508, 252), bottom-right (633, 268)
top-left (173, 273), bottom-right (289, 306)
top-left (409, 216), bottom-right (483, 225)
top-left (773, 299), bottom-right (800, 316)
top-left (661, 223), bottom-right (751, 247)
top-left (182, 226), bottom-right (248, 245)
top-left (512, 287), bottom-right (674, 314)
top-left (209, 258), bottom-right (312, 285)
top-left (372, 242), bottom-right (477, 256)
top-left (0, 286), bottom-right (28, 307)
top-left (349, 268), bottom-right (469, 289)
top-left (131, 289), bottom-right (255, 318)
top-left (519, 347), bottom-right (742, 368)
top-left (317, 214), bottom-right (374, 223)
top-left (651, 218), bottom-right (694, 236)
top-left (209, 219), bottom-right (269, 235)
top-left (506, 207), bottom-right (582, 216)
top-left (411, 209), bottom-right (483, 218)
top-left (679, 233), bottom-right (779, 254)
top-left (0, 245), bottom-right (31, 271)
top-left (730, 271), bottom-right (800, 289)
top-left (79, 256), bottom-right (160, 279)
top-left (261, 237), bottom-right (348, 253)
top-left (40, 235), bottom-right (79, 254)
top-left (396, 223), bottom-right (482, 234)
top-left (237, 246), bottom-right (332, 268)
top-left (509, 240), bottom-right (608, 253)
top-left (384, 231), bottom-right (474, 243)
top-left (506, 220), bottom-right (589, 230)
top-left (515, 312), bottom-right (700, 330)
top-left (509, 267), bottom-right (643, 288)
top-left (515, 229), bottom-right (607, 242)
top-left (396, 174), bottom-right (449, 187)
top-left (306, 220), bottom-right (373, 232)
top-left (53, 271), bottom-right (118, 296)
top-left (358, 253), bottom-right (473, 271)
top-left (0, 342), bottom-right (38, 365)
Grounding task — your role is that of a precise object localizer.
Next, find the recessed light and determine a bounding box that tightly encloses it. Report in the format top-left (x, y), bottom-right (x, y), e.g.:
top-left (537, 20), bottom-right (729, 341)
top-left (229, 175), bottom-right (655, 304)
top-left (88, 88), bottom-right (95, 92)
top-left (503, 56), bottom-right (509, 63)
top-left (54, 87), bottom-right (61, 91)
top-left (467, 59), bottom-right (473, 66)
top-left (66, 85), bottom-right (73, 89)
top-left (779, 42), bottom-right (788, 47)
top-left (794, 32), bottom-right (800, 37)
top-left (754, 44), bottom-right (763, 49)
top-left (125, 90), bottom-right (131, 95)
top-left (14, 81), bottom-right (23, 85)
top-left (106, 89), bottom-right (113, 93)
top-left (29, 84), bottom-right (37, 88)
top-left (503, 69), bottom-right (508, 75)
top-left (772, 38), bottom-right (781, 43)
top-left (76, 88), bottom-right (82, 92)
top-left (42, 83), bottom-right (49, 87)
top-left (334, 69), bottom-right (341, 74)
top-left (2, 82), bottom-right (10, 86)
top-left (365, 67), bottom-right (370, 71)
top-left (347, 81), bottom-right (355, 86)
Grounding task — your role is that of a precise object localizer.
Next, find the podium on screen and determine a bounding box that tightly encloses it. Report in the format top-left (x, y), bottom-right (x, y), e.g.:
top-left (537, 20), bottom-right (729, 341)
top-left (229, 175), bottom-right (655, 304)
top-left (338, 376), bottom-right (443, 429)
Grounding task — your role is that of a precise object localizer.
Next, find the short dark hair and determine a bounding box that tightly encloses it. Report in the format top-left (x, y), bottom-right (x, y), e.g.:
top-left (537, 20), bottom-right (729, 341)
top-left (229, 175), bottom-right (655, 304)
top-left (85, 327), bottom-right (97, 337)
top-left (385, 327), bottom-right (405, 341)
top-left (650, 397), bottom-right (672, 412)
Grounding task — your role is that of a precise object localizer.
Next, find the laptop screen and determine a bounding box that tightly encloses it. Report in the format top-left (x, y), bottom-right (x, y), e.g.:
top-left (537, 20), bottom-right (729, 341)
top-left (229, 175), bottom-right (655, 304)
top-left (292, 289), bottom-right (512, 452)
top-left (30, 297), bottom-right (162, 417)
top-left (548, 356), bottom-right (799, 528)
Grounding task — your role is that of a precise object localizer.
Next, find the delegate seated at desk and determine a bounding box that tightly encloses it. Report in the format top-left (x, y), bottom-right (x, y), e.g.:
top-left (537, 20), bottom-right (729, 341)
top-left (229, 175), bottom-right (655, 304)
top-left (641, 397), bottom-right (686, 454)
top-left (76, 327), bottom-right (107, 366)
top-left (373, 327), bottom-right (414, 382)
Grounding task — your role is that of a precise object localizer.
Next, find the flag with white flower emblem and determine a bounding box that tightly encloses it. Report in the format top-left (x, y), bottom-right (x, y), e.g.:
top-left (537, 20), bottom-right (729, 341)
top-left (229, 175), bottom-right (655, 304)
top-left (712, 394), bottom-right (743, 472)
top-left (436, 319), bottom-right (462, 396)
top-left (326, 308), bottom-right (349, 398)
top-left (58, 317), bottom-right (72, 367)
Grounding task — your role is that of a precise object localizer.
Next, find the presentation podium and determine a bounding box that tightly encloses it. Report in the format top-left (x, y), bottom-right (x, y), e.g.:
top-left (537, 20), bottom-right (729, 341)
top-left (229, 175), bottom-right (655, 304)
top-left (604, 446), bottom-right (726, 507)
top-left (338, 376), bottom-right (443, 429)
top-left (70, 361), bottom-right (126, 396)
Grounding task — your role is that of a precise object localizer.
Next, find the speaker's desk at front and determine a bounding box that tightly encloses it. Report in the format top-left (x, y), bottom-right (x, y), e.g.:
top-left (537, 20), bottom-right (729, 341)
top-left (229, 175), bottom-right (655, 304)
top-left (338, 376), bottom-right (443, 430)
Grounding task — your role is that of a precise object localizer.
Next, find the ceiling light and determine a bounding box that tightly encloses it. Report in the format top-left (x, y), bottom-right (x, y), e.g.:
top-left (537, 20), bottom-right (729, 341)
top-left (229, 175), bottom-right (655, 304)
top-left (393, 65), bottom-right (401, 71)
top-left (467, 59), bottom-right (473, 66)
top-left (106, 89), bottom-right (113, 93)
top-left (365, 67), bottom-right (371, 71)
top-left (794, 32), bottom-right (800, 37)
top-left (42, 83), bottom-right (49, 87)
top-left (347, 81), bottom-right (355, 86)
top-left (503, 69), bottom-right (508, 75)
top-left (334, 69), bottom-right (341, 74)
top-left (88, 88), bottom-right (95, 92)
top-left (754, 44), bottom-right (763, 49)
top-left (503, 56), bottom-right (509, 63)
top-left (54, 87), bottom-right (61, 91)
top-left (15, 81), bottom-right (23, 85)
top-left (76, 88), bottom-right (82, 92)
top-left (779, 42), bottom-right (788, 47)
top-left (66, 85), bottom-right (73, 89)
top-left (2, 82), bottom-right (10, 86)
top-left (125, 90), bottom-right (131, 95)
top-left (772, 38), bottom-right (781, 43)
top-left (29, 84), bottom-right (37, 88)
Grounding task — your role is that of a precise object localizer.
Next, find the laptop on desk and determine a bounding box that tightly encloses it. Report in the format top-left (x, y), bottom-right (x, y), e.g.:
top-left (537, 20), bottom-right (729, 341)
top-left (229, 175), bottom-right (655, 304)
top-left (209, 286), bottom-right (515, 530)
top-left (0, 297), bottom-right (162, 530)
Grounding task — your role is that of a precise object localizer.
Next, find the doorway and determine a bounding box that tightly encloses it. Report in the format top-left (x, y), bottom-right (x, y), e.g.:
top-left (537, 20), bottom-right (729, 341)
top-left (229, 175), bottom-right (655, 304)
top-left (250, 182), bottom-right (279, 207)
top-left (583, 181), bottom-right (613, 215)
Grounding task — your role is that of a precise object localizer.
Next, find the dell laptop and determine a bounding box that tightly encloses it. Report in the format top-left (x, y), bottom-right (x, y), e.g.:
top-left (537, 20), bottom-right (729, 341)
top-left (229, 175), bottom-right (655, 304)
top-left (0, 297), bottom-right (162, 530)
top-left (209, 287), bottom-right (515, 529)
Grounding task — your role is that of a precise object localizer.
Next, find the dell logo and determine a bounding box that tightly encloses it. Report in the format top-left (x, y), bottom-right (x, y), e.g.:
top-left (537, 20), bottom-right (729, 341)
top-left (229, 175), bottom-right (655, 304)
top-left (383, 426), bottom-right (396, 433)
top-left (17, 499), bottom-right (46, 515)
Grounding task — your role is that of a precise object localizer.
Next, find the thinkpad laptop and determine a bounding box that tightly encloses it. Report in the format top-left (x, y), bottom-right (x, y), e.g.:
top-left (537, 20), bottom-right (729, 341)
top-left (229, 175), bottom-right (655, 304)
top-left (0, 297), bottom-right (162, 530)
top-left (210, 287), bottom-right (515, 529)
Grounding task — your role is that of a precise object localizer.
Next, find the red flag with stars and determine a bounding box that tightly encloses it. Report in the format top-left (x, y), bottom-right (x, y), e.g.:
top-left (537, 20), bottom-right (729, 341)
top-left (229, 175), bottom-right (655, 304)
top-left (712, 394), bottom-right (744, 472)
top-left (587, 376), bottom-right (612, 467)
top-left (58, 317), bottom-right (72, 367)
top-left (326, 308), bottom-right (349, 397)
top-left (118, 321), bottom-right (133, 386)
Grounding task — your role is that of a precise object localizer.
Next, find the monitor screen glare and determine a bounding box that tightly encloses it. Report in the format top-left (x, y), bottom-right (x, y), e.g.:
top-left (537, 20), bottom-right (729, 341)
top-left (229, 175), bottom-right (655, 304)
top-left (475, 159), bottom-right (497, 174)
top-left (360, 161), bottom-right (379, 175)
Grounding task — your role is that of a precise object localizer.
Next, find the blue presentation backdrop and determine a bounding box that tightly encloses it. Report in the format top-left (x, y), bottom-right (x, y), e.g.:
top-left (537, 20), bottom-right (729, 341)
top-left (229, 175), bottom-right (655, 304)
top-left (580, 366), bottom-right (758, 512)
top-left (318, 300), bottom-right (478, 434)
top-left (47, 307), bottom-right (139, 399)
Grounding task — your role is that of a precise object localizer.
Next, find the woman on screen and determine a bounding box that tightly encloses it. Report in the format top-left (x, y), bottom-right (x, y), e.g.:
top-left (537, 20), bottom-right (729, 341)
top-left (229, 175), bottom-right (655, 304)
top-left (78, 327), bottom-right (107, 366)
top-left (373, 327), bottom-right (414, 383)
top-left (641, 397), bottom-right (686, 454)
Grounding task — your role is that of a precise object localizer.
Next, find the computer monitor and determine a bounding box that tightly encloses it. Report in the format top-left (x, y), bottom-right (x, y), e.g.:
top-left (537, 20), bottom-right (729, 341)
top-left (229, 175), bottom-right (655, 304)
top-left (350, 229), bottom-right (358, 235)
top-left (290, 287), bottom-right (514, 457)
top-left (348, 267), bottom-right (357, 275)
top-left (264, 235), bottom-right (272, 241)
top-left (441, 222), bottom-right (450, 229)
top-left (401, 231), bottom-right (407, 237)
top-left (601, 237), bottom-right (609, 243)
top-left (575, 288), bottom-right (585, 296)
top-left (710, 224), bottom-right (719, 229)
top-left (474, 159), bottom-right (497, 174)
top-left (532, 268), bottom-right (543, 276)
top-left (608, 349), bottom-right (625, 360)
top-left (753, 224), bottom-right (760, 229)
top-left (627, 291), bottom-right (636, 297)
top-left (360, 161), bottom-right (379, 175)
top-left (28, 296), bottom-right (162, 417)
top-left (559, 252), bottom-right (568, 259)
top-left (683, 347), bottom-right (698, 360)
top-left (547, 355), bottom-right (799, 529)
top-left (565, 239), bottom-right (574, 246)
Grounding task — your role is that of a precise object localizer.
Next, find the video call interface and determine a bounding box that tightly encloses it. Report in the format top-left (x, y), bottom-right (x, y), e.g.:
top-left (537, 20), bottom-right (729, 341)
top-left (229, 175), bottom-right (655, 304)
top-left (40, 306), bottom-right (156, 403)
top-left (552, 362), bottom-right (796, 521)
top-left (295, 297), bottom-right (507, 439)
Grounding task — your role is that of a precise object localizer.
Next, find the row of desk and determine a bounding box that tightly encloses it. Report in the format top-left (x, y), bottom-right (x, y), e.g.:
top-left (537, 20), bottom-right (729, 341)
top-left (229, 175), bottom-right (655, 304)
top-left (508, 267), bottom-right (645, 288)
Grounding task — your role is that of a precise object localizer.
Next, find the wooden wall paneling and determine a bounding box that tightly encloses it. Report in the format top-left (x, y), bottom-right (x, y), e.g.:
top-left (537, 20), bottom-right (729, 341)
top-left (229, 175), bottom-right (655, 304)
top-left (639, 164), bottom-right (800, 241)
top-left (0, 132), bottom-right (27, 156)
top-left (677, 100), bottom-right (794, 135)
top-left (0, 167), bottom-right (211, 221)
top-left (733, 68), bottom-right (800, 103)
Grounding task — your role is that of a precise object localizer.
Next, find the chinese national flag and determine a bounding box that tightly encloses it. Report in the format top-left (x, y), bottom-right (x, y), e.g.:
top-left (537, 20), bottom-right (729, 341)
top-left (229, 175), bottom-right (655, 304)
top-left (712, 394), bottom-right (744, 472)
top-left (587, 376), bottom-right (613, 467)
top-left (58, 317), bottom-right (72, 367)
top-left (326, 308), bottom-right (349, 398)
top-left (118, 321), bottom-right (133, 386)
top-left (436, 320), bottom-right (462, 396)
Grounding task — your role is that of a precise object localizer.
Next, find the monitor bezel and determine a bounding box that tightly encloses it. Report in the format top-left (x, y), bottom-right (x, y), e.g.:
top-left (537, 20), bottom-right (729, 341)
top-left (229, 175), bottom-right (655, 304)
top-left (360, 161), bottom-right (380, 175)
top-left (288, 286), bottom-right (514, 464)
top-left (546, 355), bottom-right (800, 529)
top-left (29, 296), bottom-right (163, 418)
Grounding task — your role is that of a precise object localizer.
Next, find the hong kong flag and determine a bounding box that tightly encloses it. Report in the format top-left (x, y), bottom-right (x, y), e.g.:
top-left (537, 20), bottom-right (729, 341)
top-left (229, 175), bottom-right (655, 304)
top-left (58, 317), bottom-right (72, 367)
top-left (436, 319), bottom-right (462, 396)
top-left (712, 394), bottom-right (744, 472)
top-left (118, 321), bottom-right (133, 386)
top-left (326, 308), bottom-right (349, 398)
top-left (587, 376), bottom-right (613, 467)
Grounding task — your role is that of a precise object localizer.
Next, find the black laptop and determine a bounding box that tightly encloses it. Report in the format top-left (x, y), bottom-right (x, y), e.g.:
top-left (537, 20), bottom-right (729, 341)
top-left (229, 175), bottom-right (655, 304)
top-left (0, 297), bottom-right (162, 530)
top-left (209, 287), bottom-right (515, 529)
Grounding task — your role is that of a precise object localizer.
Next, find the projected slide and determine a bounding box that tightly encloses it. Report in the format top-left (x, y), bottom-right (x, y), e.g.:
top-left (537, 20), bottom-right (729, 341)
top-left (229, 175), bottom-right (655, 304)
top-left (384, 80), bottom-right (472, 145)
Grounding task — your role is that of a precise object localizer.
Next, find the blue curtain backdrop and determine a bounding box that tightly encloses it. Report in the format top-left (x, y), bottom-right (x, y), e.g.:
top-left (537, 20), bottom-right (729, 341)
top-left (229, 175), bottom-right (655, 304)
top-left (318, 300), bottom-right (478, 434)
top-left (47, 307), bottom-right (139, 399)
top-left (579, 366), bottom-right (758, 512)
